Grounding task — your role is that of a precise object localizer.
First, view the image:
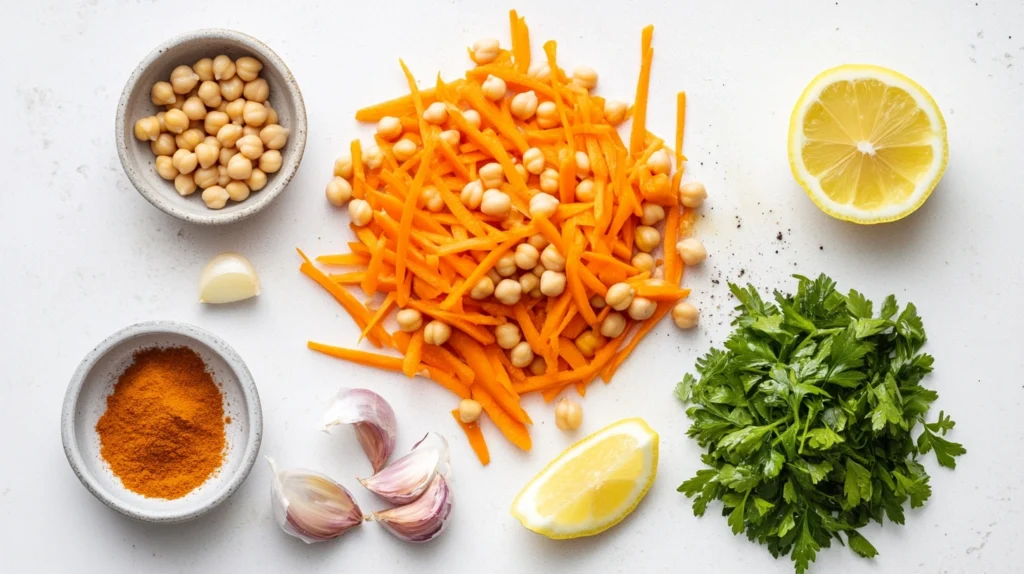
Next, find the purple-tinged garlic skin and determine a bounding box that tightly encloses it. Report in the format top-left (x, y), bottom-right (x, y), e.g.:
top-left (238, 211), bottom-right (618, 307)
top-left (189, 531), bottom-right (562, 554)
top-left (359, 432), bottom-right (450, 504)
top-left (268, 457), bottom-right (365, 544)
top-left (322, 388), bottom-right (398, 472)
top-left (373, 474), bottom-right (454, 543)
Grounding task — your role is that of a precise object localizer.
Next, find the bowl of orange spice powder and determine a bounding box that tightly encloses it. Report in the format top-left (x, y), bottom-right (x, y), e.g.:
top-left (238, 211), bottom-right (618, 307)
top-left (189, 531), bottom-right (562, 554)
top-left (61, 321), bottom-right (262, 522)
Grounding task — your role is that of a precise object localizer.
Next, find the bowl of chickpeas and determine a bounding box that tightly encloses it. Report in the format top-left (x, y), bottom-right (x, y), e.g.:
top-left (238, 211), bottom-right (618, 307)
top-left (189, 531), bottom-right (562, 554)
top-left (116, 29), bottom-right (306, 225)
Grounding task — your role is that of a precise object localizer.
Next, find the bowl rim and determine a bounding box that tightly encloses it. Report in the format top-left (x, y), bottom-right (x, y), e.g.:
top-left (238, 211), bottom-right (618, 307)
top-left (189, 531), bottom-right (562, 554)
top-left (115, 28), bottom-right (307, 226)
top-left (60, 320), bottom-right (263, 523)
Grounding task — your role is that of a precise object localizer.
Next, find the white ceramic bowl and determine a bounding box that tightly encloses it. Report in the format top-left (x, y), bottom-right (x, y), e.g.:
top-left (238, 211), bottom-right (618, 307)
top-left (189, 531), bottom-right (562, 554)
top-left (115, 29), bottom-right (306, 225)
top-left (61, 321), bottom-right (262, 522)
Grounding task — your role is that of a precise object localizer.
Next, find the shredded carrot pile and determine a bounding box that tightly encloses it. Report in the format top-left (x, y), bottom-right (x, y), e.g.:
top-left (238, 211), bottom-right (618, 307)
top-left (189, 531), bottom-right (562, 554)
top-left (301, 12), bottom-right (698, 464)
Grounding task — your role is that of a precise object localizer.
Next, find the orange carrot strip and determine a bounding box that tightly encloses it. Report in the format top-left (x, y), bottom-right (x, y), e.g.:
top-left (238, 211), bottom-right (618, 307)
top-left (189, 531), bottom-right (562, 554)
top-left (449, 332), bottom-right (531, 426)
top-left (317, 253), bottom-right (371, 266)
top-left (577, 263), bottom-right (609, 298)
top-left (308, 341), bottom-right (403, 371)
top-left (558, 337), bottom-right (588, 369)
top-left (486, 348), bottom-right (516, 396)
top-left (435, 223), bottom-right (535, 256)
top-left (451, 409), bottom-right (490, 465)
top-left (432, 178), bottom-right (492, 239)
top-left (603, 303), bottom-right (671, 382)
top-left (542, 41), bottom-right (574, 150)
top-left (402, 329), bottom-right (425, 378)
top-left (664, 206), bottom-right (681, 283)
top-left (355, 87), bottom-right (441, 122)
top-left (329, 272), bottom-right (365, 285)
top-left (466, 66), bottom-right (555, 99)
top-left (422, 366), bottom-right (472, 399)
top-left (459, 82), bottom-right (529, 153)
top-left (399, 59), bottom-right (428, 136)
top-left (533, 216), bottom-right (567, 255)
top-left (350, 139), bottom-right (365, 199)
top-left (630, 26), bottom-right (654, 155)
top-left (558, 153), bottom-right (577, 204)
top-left (675, 91), bottom-right (686, 169)
top-left (394, 136), bottom-right (436, 306)
top-left (510, 10), bottom-right (530, 74)
top-left (438, 237), bottom-right (521, 310)
top-left (407, 300), bottom-right (504, 326)
top-left (634, 283), bottom-right (692, 301)
top-left (437, 137), bottom-right (472, 181)
top-left (581, 251), bottom-right (638, 274)
top-left (361, 235), bottom-right (388, 295)
top-left (444, 107), bottom-right (530, 210)
top-left (360, 292), bottom-right (396, 343)
top-left (561, 314), bottom-right (589, 340)
top-left (472, 387), bottom-right (531, 451)
top-left (298, 250), bottom-right (388, 347)
top-left (565, 244), bottom-right (598, 326)
top-left (512, 303), bottom-right (546, 353)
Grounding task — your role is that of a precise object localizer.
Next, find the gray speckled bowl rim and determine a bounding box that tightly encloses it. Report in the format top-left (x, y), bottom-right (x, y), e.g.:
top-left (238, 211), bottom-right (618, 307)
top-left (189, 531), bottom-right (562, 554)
top-left (115, 29), bottom-right (307, 226)
top-left (60, 321), bottom-right (263, 523)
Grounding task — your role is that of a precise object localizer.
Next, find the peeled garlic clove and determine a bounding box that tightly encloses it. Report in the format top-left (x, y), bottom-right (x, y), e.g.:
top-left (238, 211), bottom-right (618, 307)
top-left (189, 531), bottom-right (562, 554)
top-left (322, 388), bottom-right (397, 473)
top-left (359, 432), bottom-right (450, 504)
top-left (198, 252), bottom-right (260, 304)
top-left (372, 474), bottom-right (454, 543)
top-left (267, 457), bottom-right (365, 544)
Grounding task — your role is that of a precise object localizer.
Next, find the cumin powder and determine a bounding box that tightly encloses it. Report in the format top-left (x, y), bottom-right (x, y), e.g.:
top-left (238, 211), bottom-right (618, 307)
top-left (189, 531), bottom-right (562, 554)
top-left (96, 346), bottom-right (226, 499)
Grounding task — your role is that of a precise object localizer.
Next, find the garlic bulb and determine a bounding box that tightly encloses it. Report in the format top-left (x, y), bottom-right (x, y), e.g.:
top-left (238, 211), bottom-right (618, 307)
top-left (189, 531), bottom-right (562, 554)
top-left (359, 432), bottom-right (450, 504)
top-left (267, 457), bottom-right (365, 544)
top-left (373, 474), bottom-right (454, 543)
top-left (198, 252), bottom-right (260, 304)
top-left (322, 388), bottom-right (397, 473)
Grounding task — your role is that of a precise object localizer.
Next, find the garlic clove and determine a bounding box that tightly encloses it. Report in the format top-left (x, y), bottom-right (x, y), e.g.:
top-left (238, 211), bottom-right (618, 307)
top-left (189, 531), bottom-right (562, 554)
top-left (267, 457), bottom-right (365, 544)
top-left (359, 432), bottom-right (450, 504)
top-left (372, 474), bottom-right (454, 543)
top-left (198, 252), bottom-right (260, 304)
top-left (322, 388), bottom-right (397, 473)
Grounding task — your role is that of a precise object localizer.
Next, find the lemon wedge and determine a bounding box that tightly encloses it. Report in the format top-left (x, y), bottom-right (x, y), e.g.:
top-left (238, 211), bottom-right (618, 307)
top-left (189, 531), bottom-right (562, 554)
top-left (511, 418), bottom-right (658, 539)
top-left (788, 64), bottom-right (948, 224)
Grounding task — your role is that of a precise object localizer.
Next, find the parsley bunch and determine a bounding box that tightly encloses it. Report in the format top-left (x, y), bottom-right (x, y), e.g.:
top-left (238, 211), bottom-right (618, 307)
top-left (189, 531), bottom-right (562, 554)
top-left (675, 274), bottom-right (964, 573)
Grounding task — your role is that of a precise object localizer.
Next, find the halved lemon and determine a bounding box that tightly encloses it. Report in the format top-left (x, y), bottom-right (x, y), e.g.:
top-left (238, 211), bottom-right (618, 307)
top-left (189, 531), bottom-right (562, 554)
top-left (510, 418), bottom-right (658, 539)
top-left (788, 64), bottom-right (948, 224)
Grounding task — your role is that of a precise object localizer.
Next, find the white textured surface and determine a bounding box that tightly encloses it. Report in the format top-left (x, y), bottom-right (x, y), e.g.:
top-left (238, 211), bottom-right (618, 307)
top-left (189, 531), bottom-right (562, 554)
top-left (2, 0), bottom-right (1022, 572)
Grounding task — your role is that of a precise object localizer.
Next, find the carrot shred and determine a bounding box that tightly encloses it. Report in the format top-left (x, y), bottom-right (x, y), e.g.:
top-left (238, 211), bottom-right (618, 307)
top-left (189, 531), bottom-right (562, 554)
top-left (451, 409), bottom-right (491, 465)
top-left (308, 341), bottom-right (405, 372)
top-left (361, 292), bottom-right (396, 342)
top-left (403, 329), bottom-right (426, 377)
top-left (630, 26), bottom-right (654, 155)
top-left (472, 387), bottom-right (532, 451)
top-left (361, 235), bottom-right (388, 295)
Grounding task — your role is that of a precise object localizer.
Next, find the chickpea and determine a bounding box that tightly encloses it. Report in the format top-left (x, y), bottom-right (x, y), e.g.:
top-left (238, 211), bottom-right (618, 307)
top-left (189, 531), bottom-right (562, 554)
top-left (264, 105), bottom-right (279, 125)
top-left (495, 253), bottom-right (518, 277)
top-left (574, 330), bottom-right (600, 358)
top-left (479, 162), bottom-right (504, 189)
top-left (439, 129), bottom-right (461, 148)
top-left (420, 186), bottom-right (444, 213)
top-left (555, 397), bottom-right (583, 431)
top-left (423, 320), bottom-right (452, 346)
top-left (204, 111), bottom-right (229, 136)
top-left (509, 341), bottom-right (534, 368)
top-left (605, 282), bottom-right (635, 311)
top-left (463, 109), bottom-right (482, 131)
top-left (422, 102), bottom-right (448, 125)
top-left (510, 90), bottom-right (539, 120)
top-left (150, 81), bottom-right (176, 106)
top-left (193, 142), bottom-right (217, 169)
top-left (641, 203), bottom-right (666, 226)
top-left (631, 252), bottom-right (655, 273)
top-left (679, 180), bottom-right (707, 208)
top-left (529, 357), bottom-right (547, 376)
top-left (519, 272), bottom-right (539, 294)
top-left (575, 179), bottom-right (596, 202)
top-left (522, 147), bottom-right (545, 175)
top-left (178, 96), bottom-right (205, 121)
top-left (672, 302), bottom-right (699, 329)
top-left (247, 168), bottom-right (268, 192)
top-left (241, 101), bottom-right (267, 127)
top-left (540, 270), bottom-right (566, 297)
top-left (536, 101), bottom-right (559, 129)
top-left (154, 111), bottom-right (168, 132)
top-left (194, 80), bottom-right (220, 108)
top-left (334, 153), bottom-right (353, 179)
top-left (216, 123), bottom-right (243, 148)
top-left (604, 100), bottom-right (628, 125)
top-left (150, 133), bottom-right (176, 156)
top-left (458, 399), bottom-right (483, 424)
top-left (396, 309), bottom-right (423, 332)
top-left (628, 296), bottom-right (657, 321)
top-left (321, 176), bottom-right (352, 207)
top-left (348, 198), bottom-right (373, 226)
top-left (481, 75), bottom-right (507, 101)
top-left (635, 225), bottom-right (661, 253)
top-left (259, 150), bottom-right (283, 174)
top-left (600, 312), bottom-right (627, 338)
top-left (494, 279), bottom-right (523, 305)
top-left (225, 180), bottom-right (250, 202)
top-left (133, 116), bottom-right (161, 141)
top-left (172, 173), bottom-right (196, 196)
top-left (540, 244), bottom-right (565, 272)
top-left (235, 135), bottom-right (263, 160)
top-left (495, 323), bottom-right (522, 349)
top-left (527, 233), bottom-right (550, 251)
top-left (170, 65), bottom-right (200, 94)
top-left (174, 128), bottom-right (203, 152)
top-left (193, 166), bottom-right (218, 189)
top-left (217, 165), bottom-right (231, 187)
top-left (225, 98), bottom-right (246, 122)
top-left (539, 168), bottom-right (560, 194)
top-left (575, 150), bottom-right (591, 176)
top-left (219, 76), bottom-right (244, 101)
top-left (154, 155), bottom-right (178, 180)
top-left (513, 163), bottom-right (528, 183)
top-left (165, 97), bottom-right (184, 111)
top-left (213, 54), bottom-right (236, 80)
top-left (393, 138), bottom-right (417, 162)
top-left (184, 58), bottom-right (212, 84)
top-left (171, 149), bottom-right (198, 175)
top-left (590, 294), bottom-right (607, 310)
top-left (471, 38), bottom-right (500, 65)
top-left (572, 66), bottom-right (598, 90)
top-left (470, 276), bottom-right (495, 300)
top-left (677, 238), bottom-right (707, 265)
top-left (362, 144), bottom-right (383, 170)
top-left (480, 189), bottom-right (511, 217)
top-left (377, 116), bottom-right (403, 140)
top-left (242, 125), bottom-right (260, 138)
top-left (528, 192), bottom-right (559, 220)
top-left (460, 180), bottom-right (484, 210)
top-left (234, 56), bottom-right (263, 82)
top-left (487, 269), bottom-right (502, 285)
top-left (513, 243), bottom-right (539, 270)
top-left (647, 149), bottom-right (671, 175)
top-left (226, 153), bottom-right (253, 180)
top-left (202, 185), bottom-right (230, 209)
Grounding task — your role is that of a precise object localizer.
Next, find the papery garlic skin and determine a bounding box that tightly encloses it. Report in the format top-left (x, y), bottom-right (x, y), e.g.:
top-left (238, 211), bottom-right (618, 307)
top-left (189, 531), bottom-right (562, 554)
top-left (373, 474), bottom-right (454, 543)
top-left (359, 432), bottom-right (450, 504)
top-left (268, 457), bottom-right (365, 544)
top-left (322, 388), bottom-right (397, 473)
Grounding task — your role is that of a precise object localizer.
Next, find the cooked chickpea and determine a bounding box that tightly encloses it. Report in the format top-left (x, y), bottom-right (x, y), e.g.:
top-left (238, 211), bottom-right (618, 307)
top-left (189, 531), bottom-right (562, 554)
top-left (635, 225), bottom-right (661, 253)
top-left (178, 96), bottom-right (205, 121)
top-left (513, 243), bottom-right (539, 270)
top-left (155, 111), bottom-right (168, 132)
top-left (496, 253), bottom-right (518, 277)
top-left (528, 63), bottom-right (551, 81)
top-left (604, 100), bottom-right (628, 125)
top-left (540, 270), bottom-right (566, 297)
top-left (193, 58), bottom-right (214, 82)
top-left (214, 165), bottom-right (228, 187)
top-left (677, 238), bottom-right (707, 265)
top-left (154, 155), bottom-right (178, 180)
top-left (539, 168), bottom-right (560, 193)
top-left (461, 180), bottom-right (484, 210)
top-left (348, 198), bottom-right (373, 226)
top-left (458, 398), bottom-right (483, 423)
top-left (133, 116), bottom-right (161, 141)
top-left (215, 124), bottom-right (242, 149)
top-left (481, 75), bottom-right (507, 101)
top-left (523, 147), bottom-right (545, 175)
top-left (641, 203), bottom-right (666, 226)
top-left (170, 65), bottom-right (200, 94)
top-left (646, 149), bottom-right (671, 175)
top-left (628, 297), bottom-right (657, 321)
top-left (536, 101), bottom-right (559, 129)
top-left (494, 279), bottom-right (523, 305)
top-left (259, 124), bottom-right (288, 150)
top-left (470, 276), bottom-right (495, 300)
top-left (234, 56), bottom-right (263, 82)
top-left (202, 185), bottom-right (230, 209)
top-left (479, 162), bottom-right (505, 189)
top-left (150, 133), bottom-right (176, 156)
top-left (362, 144), bottom-right (383, 170)
top-left (600, 312), bottom-right (627, 338)
top-left (572, 66), bottom-right (598, 90)
top-left (575, 179), bottom-right (596, 202)
top-left (679, 180), bottom-right (707, 208)
top-left (471, 38), bottom-right (501, 65)
top-left (377, 116), bottom-right (403, 140)
top-left (575, 150), bottom-right (591, 177)
top-left (575, 330), bottom-right (600, 358)
top-left (219, 76), bottom-right (244, 101)
top-left (225, 98), bottom-right (246, 122)
top-left (195, 80), bottom-right (221, 108)
top-left (555, 397), bottom-right (583, 431)
top-left (509, 341), bottom-right (534, 368)
top-left (264, 105), bottom-right (278, 125)
top-left (242, 125), bottom-right (260, 138)
top-left (394, 308), bottom-right (423, 332)
top-left (150, 81), bottom-right (176, 106)
top-left (236, 135), bottom-right (264, 160)
top-left (463, 109), bottom-right (482, 131)
top-left (423, 102), bottom-right (448, 125)
top-left (226, 153), bottom-right (253, 180)
top-left (525, 358), bottom-right (545, 378)
top-left (194, 142), bottom-right (218, 169)
top-left (510, 90), bottom-right (539, 120)
top-left (422, 320), bottom-right (452, 346)
top-left (527, 233), bottom-right (550, 251)
top-left (171, 149), bottom-right (198, 175)
top-left (393, 138), bottom-right (417, 162)
top-left (225, 180), bottom-right (250, 202)
top-left (439, 129), bottom-right (461, 148)
top-left (204, 111), bottom-right (229, 136)
top-left (519, 272), bottom-right (539, 294)
top-left (213, 55), bottom-right (236, 80)
top-left (486, 269), bottom-right (502, 284)
top-left (173, 173), bottom-right (196, 196)
top-left (540, 244), bottom-right (565, 272)
top-left (332, 154), bottom-right (352, 179)
top-left (605, 282), bottom-right (635, 311)
top-left (631, 252), bottom-right (655, 273)
top-left (175, 128), bottom-right (203, 152)
top-left (247, 168), bottom-right (267, 192)
top-left (528, 192), bottom-right (559, 220)
top-left (480, 189), bottom-right (511, 217)
top-left (590, 294), bottom-right (606, 309)
top-left (495, 323), bottom-right (522, 349)
top-left (193, 166), bottom-right (218, 189)
top-left (221, 147), bottom-right (240, 168)
top-left (420, 186), bottom-right (444, 213)
top-left (165, 97), bottom-right (184, 111)
top-left (259, 150), bottom-right (283, 174)
top-left (672, 302), bottom-right (699, 329)
top-left (240, 101), bottom-right (267, 127)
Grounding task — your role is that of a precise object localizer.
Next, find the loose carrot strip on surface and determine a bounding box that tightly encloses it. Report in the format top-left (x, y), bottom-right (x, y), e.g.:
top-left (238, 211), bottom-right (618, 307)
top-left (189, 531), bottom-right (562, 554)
top-left (309, 341), bottom-right (405, 371)
top-left (361, 292), bottom-right (396, 342)
top-left (451, 409), bottom-right (491, 465)
top-left (472, 387), bottom-right (532, 451)
top-left (630, 26), bottom-right (654, 155)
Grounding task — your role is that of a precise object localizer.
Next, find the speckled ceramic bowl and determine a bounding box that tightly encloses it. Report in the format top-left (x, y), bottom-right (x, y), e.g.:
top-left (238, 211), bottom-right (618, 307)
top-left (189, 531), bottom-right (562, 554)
top-left (61, 321), bottom-right (262, 522)
top-left (116, 29), bottom-right (306, 225)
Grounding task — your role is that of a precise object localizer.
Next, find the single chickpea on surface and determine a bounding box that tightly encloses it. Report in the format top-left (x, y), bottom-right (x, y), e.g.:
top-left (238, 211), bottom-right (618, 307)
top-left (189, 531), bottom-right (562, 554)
top-left (510, 90), bottom-right (538, 120)
top-left (423, 320), bottom-right (452, 346)
top-left (219, 76), bottom-right (244, 102)
top-left (509, 341), bottom-right (534, 368)
top-left (326, 177), bottom-right (352, 207)
top-left (480, 189), bottom-right (511, 217)
top-left (514, 243), bottom-right (539, 270)
top-left (539, 168), bottom-right (560, 194)
top-left (151, 81), bottom-right (176, 106)
top-left (236, 135), bottom-right (264, 160)
top-left (151, 133), bottom-right (176, 156)
top-left (243, 101), bottom-right (269, 127)
top-left (457, 399), bottom-right (483, 424)
top-left (170, 65), bottom-right (199, 94)
top-left (470, 276), bottom-right (495, 300)
top-left (495, 253), bottom-right (518, 277)
top-left (529, 192), bottom-right (559, 219)
top-left (494, 279), bottom-right (523, 305)
top-left (173, 173), bottom-right (196, 197)
top-left (377, 116), bottom-right (403, 140)
top-left (134, 116), bottom-right (161, 141)
top-left (225, 180), bottom-right (250, 202)
top-left (193, 58), bottom-right (214, 82)
top-left (540, 270), bottom-right (566, 297)
top-left (641, 203), bottom-right (666, 226)
top-left (334, 154), bottom-right (353, 179)
top-left (154, 155), bottom-right (178, 180)
top-left (471, 38), bottom-right (500, 65)
top-left (575, 179), bottom-right (596, 202)
top-left (259, 150), bottom-right (283, 174)
top-left (605, 282), bottom-right (635, 311)
top-left (601, 312), bottom-right (627, 338)
top-left (540, 244), bottom-right (565, 272)
top-left (646, 149), bottom-right (672, 175)
top-left (555, 398), bottom-right (583, 431)
top-left (226, 153), bottom-right (253, 180)
top-left (348, 198), bottom-right (373, 226)
top-left (495, 323), bottom-right (522, 349)
top-left (202, 185), bottom-right (229, 209)
top-left (677, 238), bottom-right (707, 265)
top-left (481, 75), bottom-right (507, 101)
top-left (679, 180), bottom-right (707, 208)
top-left (259, 124), bottom-right (288, 150)
top-left (423, 102), bottom-right (448, 125)
top-left (672, 302), bottom-right (699, 329)
top-left (235, 56), bottom-right (263, 82)
top-left (396, 309), bottom-right (423, 333)
top-left (213, 55), bottom-right (235, 81)
top-left (247, 168), bottom-right (267, 192)
top-left (536, 101), bottom-right (559, 129)
top-left (604, 100), bottom-right (628, 125)
top-left (628, 297), bottom-right (657, 321)
top-left (393, 138), bottom-right (417, 162)
top-left (460, 180), bottom-right (484, 210)
top-left (523, 147), bottom-right (545, 174)
top-left (635, 225), bottom-right (661, 253)
top-left (193, 166), bottom-right (218, 189)
top-left (572, 66), bottom-right (598, 90)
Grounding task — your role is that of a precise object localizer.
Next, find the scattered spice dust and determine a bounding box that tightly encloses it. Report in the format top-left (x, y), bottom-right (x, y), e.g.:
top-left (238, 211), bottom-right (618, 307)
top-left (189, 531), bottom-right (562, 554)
top-left (225, 416), bottom-right (232, 424)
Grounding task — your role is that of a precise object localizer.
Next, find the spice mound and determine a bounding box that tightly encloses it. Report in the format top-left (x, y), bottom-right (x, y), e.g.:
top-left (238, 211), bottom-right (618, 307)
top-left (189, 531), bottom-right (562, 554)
top-left (96, 346), bottom-right (226, 499)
